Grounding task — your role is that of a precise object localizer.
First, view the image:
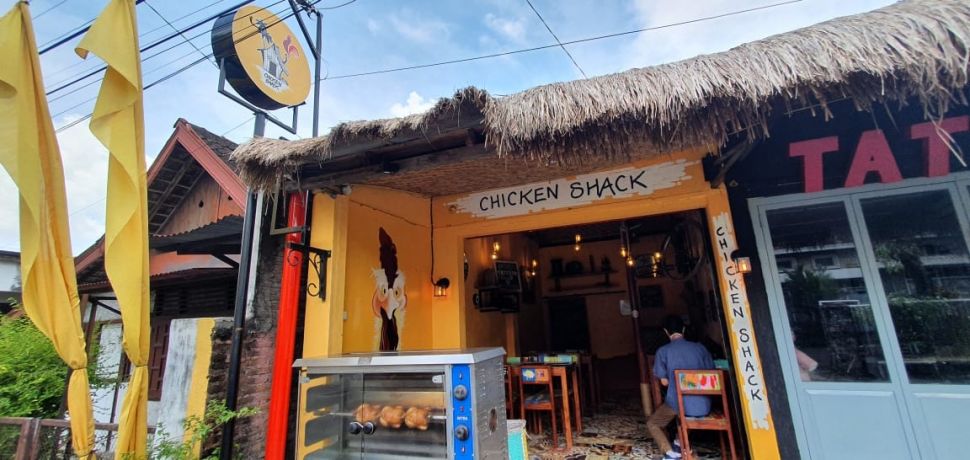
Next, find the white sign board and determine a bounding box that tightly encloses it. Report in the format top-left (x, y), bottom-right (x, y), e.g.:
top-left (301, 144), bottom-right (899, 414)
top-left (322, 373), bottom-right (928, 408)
top-left (448, 159), bottom-right (696, 219)
top-left (712, 212), bottom-right (771, 429)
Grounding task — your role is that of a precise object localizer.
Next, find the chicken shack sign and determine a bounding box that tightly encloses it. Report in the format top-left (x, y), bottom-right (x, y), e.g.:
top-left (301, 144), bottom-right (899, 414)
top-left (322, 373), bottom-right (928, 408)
top-left (211, 5), bottom-right (311, 110)
top-left (449, 159), bottom-right (696, 219)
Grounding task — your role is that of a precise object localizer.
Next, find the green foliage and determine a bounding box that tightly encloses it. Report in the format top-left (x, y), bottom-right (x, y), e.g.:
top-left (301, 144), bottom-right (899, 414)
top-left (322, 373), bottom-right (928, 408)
top-left (782, 266), bottom-right (838, 347)
top-left (136, 400), bottom-right (259, 460)
top-left (0, 310), bottom-right (68, 418)
top-left (0, 301), bottom-right (114, 419)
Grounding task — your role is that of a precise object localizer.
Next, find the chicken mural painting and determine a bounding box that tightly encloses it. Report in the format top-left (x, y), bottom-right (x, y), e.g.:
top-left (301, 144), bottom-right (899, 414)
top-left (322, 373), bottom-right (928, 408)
top-left (372, 228), bottom-right (407, 350)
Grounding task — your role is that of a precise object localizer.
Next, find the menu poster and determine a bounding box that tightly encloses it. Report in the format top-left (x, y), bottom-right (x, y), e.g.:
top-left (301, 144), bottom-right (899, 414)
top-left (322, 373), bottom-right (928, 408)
top-left (494, 261), bottom-right (522, 292)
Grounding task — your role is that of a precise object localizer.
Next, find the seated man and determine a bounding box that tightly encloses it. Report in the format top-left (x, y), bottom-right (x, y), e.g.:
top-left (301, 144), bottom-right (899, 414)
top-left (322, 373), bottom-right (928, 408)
top-left (648, 315), bottom-right (714, 460)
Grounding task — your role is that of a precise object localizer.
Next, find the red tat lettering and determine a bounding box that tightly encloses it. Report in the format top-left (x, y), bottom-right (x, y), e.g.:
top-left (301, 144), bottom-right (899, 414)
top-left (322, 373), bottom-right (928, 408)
top-left (845, 130), bottom-right (902, 188)
top-left (789, 136), bottom-right (839, 193)
top-left (911, 116), bottom-right (970, 178)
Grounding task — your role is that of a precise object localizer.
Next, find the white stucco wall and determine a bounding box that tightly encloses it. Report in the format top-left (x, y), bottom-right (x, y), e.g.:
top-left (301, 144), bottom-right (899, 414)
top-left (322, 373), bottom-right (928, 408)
top-left (152, 319), bottom-right (200, 444)
top-left (0, 258), bottom-right (19, 292)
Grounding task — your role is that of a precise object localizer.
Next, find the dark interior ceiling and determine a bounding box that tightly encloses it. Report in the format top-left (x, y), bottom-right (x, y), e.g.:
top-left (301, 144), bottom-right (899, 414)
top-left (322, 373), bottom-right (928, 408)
top-left (524, 211), bottom-right (696, 247)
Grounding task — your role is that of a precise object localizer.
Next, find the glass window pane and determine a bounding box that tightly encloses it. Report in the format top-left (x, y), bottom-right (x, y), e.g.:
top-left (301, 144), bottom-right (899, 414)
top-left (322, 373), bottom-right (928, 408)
top-left (766, 202), bottom-right (888, 382)
top-left (860, 189), bottom-right (970, 384)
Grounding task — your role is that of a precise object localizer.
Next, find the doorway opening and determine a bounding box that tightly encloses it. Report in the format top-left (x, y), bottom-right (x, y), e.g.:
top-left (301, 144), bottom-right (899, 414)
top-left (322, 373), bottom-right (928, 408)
top-left (463, 209), bottom-right (739, 458)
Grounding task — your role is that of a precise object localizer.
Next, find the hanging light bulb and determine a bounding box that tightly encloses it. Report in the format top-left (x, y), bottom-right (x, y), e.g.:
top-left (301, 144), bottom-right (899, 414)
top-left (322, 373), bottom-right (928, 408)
top-left (493, 241), bottom-right (501, 252)
top-left (620, 246), bottom-right (628, 258)
top-left (491, 251), bottom-right (498, 260)
top-left (653, 251), bottom-right (663, 261)
top-left (574, 234), bottom-right (582, 252)
top-left (626, 257), bottom-right (635, 267)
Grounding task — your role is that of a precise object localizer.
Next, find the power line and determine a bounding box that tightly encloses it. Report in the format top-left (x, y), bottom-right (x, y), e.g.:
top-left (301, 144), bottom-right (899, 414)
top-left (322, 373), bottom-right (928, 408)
top-left (48, 0), bottom-right (294, 109)
top-left (524, 0), bottom-right (586, 78)
top-left (54, 1), bottom-right (319, 133)
top-left (50, 42), bottom-right (212, 104)
top-left (69, 197), bottom-right (105, 217)
top-left (325, 0), bottom-right (802, 80)
top-left (45, 0), bottom-right (269, 96)
top-left (44, 0), bottom-right (229, 82)
top-left (319, 0), bottom-right (357, 10)
top-left (221, 116), bottom-right (257, 137)
top-left (33, 0), bottom-right (70, 19)
top-left (39, 0), bottom-right (147, 55)
top-left (144, 0), bottom-right (217, 68)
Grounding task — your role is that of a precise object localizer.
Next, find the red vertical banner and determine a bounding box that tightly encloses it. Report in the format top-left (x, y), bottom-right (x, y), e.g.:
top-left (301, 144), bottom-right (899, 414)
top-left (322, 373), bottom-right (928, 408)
top-left (266, 192), bottom-right (307, 459)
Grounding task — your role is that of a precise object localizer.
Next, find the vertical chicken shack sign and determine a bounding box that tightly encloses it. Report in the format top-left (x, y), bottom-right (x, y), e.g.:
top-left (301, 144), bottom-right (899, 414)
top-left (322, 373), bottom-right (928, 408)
top-left (211, 5), bottom-right (311, 110)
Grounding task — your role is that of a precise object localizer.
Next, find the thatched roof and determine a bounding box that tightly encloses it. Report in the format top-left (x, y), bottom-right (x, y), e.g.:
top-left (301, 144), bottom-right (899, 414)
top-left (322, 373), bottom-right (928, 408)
top-left (233, 0), bottom-right (970, 190)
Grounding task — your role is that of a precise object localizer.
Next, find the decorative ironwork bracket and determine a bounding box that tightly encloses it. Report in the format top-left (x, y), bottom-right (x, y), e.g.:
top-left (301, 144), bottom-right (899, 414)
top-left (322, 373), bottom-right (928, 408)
top-left (287, 242), bottom-right (332, 301)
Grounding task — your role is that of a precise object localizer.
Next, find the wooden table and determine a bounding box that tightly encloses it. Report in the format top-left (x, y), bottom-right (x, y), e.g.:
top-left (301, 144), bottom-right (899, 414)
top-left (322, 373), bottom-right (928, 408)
top-left (510, 363), bottom-right (583, 450)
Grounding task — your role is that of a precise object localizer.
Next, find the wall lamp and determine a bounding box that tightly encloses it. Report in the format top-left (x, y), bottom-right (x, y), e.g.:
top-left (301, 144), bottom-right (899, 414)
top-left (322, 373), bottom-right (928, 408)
top-left (433, 277), bottom-right (451, 297)
top-left (731, 250), bottom-right (752, 275)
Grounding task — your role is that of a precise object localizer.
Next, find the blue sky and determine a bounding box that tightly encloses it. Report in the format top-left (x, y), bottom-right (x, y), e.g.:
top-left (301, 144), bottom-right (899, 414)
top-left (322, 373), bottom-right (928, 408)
top-left (0, 0), bottom-right (893, 253)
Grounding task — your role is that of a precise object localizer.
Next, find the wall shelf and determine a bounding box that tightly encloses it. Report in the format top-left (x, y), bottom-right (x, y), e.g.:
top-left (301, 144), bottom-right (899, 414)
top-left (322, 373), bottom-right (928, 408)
top-left (543, 288), bottom-right (625, 299)
top-left (549, 270), bottom-right (618, 279)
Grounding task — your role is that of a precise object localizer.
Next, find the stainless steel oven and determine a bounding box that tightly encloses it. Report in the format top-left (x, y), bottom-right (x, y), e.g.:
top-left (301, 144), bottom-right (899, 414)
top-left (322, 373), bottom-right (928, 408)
top-left (294, 348), bottom-right (507, 459)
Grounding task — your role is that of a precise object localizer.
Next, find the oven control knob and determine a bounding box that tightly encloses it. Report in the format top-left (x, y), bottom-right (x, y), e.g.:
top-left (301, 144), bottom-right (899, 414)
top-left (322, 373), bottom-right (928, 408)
top-left (362, 422), bottom-right (377, 435)
top-left (453, 384), bottom-right (468, 400)
top-left (455, 424), bottom-right (469, 441)
top-left (348, 422), bottom-right (363, 435)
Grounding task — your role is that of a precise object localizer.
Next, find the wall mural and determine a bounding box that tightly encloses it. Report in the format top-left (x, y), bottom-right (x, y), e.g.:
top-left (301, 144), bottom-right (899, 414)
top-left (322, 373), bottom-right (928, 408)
top-left (372, 228), bottom-right (407, 350)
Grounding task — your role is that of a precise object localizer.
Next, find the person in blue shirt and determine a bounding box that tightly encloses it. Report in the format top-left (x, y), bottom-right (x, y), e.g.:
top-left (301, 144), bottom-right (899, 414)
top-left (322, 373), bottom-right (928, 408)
top-left (648, 315), bottom-right (714, 460)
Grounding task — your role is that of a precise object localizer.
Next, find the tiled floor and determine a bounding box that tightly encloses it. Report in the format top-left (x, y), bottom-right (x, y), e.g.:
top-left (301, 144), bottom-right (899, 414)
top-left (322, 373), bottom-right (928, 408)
top-left (520, 394), bottom-right (724, 460)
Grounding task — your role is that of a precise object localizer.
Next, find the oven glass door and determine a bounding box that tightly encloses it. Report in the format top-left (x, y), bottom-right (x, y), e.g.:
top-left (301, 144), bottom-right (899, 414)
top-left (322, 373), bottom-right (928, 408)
top-left (302, 372), bottom-right (364, 459)
top-left (359, 371), bottom-right (449, 459)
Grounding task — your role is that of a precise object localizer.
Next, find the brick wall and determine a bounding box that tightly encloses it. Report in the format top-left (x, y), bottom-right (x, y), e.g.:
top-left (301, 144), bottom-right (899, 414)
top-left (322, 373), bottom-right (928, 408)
top-left (204, 226), bottom-right (286, 458)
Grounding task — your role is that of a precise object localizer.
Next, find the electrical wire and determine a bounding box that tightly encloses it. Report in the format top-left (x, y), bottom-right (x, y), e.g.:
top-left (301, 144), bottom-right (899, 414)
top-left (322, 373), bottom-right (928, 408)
top-left (33, 0), bottom-right (70, 19)
top-left (39, 0), bottom-right (147, 55)
top-left (221, 116), bottom-right (257, 137)
top-left (54, 1), bottom-right (319, 132)
top-left (325, 0), bottom-right (802, 80)
top-left (524, 0), bottom-right (586, 78)
top-left (45, 0), bottom-right (282, 96)
top-left (43, 0), bottom-right (229, 82)
top-left (144, 0), bottom-right (217, 67)
top-left (319, 0), bottom-right (356, 10)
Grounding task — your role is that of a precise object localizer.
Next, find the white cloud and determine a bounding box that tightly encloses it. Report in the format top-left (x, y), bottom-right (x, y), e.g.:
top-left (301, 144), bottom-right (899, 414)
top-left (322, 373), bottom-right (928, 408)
top-left (0, 115), bottom-right (108, 253)
top-left (389, 91), bottom-right (437, 117)
top-left (623, 0), bottom-right (894, 70)
top-left (366, 18), bottom-right (381, 34)
top-left (388, 12), bottom-right (450, 43)
top-left (484, 13), bottom-right (527, 43)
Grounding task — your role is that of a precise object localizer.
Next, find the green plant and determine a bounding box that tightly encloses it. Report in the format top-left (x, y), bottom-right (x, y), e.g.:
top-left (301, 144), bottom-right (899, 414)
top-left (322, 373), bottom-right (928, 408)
top-left (137, 400), bottom-right (259, 460)
top-left (0, 304), bottom-right (69, 418)
top-left (782, 266), bottom-right (838, 347)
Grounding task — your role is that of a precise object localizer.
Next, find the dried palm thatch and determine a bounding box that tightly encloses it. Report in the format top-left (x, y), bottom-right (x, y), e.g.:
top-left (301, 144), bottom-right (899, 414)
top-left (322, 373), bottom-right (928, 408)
top-left (233, 0), bottom-right (970, 190)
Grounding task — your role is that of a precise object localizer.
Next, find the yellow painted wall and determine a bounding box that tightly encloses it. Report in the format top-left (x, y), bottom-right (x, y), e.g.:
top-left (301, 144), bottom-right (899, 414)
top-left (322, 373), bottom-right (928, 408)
top-left (462, 237), bottom-right (507, 349)
top-left (303, 187), bottom-right (433, 356)
top-left (183, 318), bottom-right (215, 455)
top-left (302, 148), bottom-right (780, 458)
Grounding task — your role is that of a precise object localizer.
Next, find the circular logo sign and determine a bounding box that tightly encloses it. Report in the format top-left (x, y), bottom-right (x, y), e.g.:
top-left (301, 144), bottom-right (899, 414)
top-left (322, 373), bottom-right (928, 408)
top-left (211, 5), bottom-right (311, 110)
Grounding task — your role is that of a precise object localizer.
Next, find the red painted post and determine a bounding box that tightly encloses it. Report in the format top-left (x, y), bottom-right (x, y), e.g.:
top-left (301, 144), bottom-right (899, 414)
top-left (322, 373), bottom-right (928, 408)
top-left (265, 192), bottom-right (307, 460)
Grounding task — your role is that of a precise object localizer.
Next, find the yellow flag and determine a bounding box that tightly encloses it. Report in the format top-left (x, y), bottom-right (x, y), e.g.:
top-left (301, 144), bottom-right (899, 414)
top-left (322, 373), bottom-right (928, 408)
top-left (75, 0), bottom-right (149, 457)
top-left (0, 3), bottom-right (95, 459)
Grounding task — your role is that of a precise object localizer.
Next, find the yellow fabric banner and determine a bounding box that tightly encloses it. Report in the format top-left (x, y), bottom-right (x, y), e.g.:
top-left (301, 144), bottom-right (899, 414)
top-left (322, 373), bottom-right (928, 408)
top-left (0, 3), bottom-right (96, 459)
top-left (75, 0), bottom-right (149, 457)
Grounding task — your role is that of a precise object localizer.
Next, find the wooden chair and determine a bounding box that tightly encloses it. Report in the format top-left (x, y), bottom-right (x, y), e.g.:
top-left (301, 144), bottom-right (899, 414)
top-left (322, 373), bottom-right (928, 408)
top-left (673, 369), bottom-right (736, 460)
top-left (504, 365), bottom-right (519, 420)
top-left (647, 354), bottom-right (664, 411)
top-left (579, 353), bottom-right (597, 413)
top-left (518, 365), bottom-right (559, 448)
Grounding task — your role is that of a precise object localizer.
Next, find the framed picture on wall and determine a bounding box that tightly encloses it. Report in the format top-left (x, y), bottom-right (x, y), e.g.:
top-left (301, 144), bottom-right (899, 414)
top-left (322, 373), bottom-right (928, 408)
top-left (638, 285), bottom-right (664, 309)
top-left (494, 260), bottom-right (522, 292)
